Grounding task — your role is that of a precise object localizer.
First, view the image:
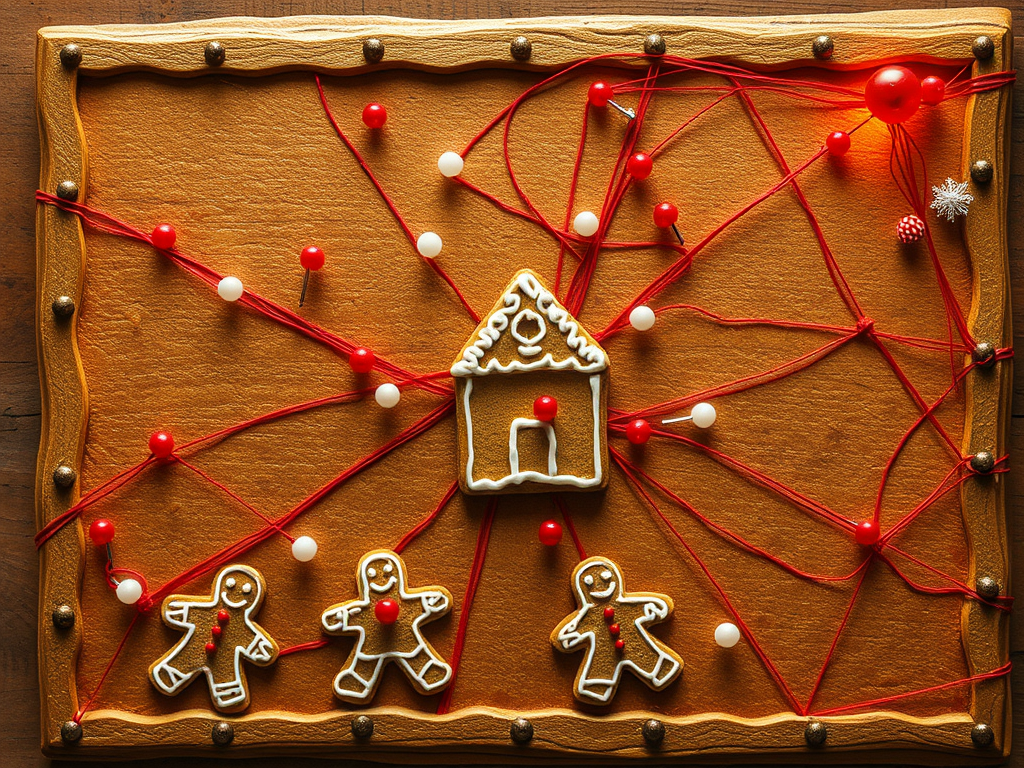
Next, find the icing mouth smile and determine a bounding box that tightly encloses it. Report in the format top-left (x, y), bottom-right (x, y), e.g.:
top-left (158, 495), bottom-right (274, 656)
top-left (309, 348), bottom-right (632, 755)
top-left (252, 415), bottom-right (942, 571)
top-left (369, 576), bottom-right (396, 593)
top-left (590, 581), bottom-right (616, 598)
top-left (222, 591), bottom-right (247, 607)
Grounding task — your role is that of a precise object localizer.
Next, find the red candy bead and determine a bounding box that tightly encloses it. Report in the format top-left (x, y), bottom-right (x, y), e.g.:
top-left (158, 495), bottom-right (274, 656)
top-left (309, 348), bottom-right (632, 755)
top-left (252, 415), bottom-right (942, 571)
top-left (362, 102), bottom-right (387, 129)
top-left (603, 606), bottom-right (615, 620)
top-left (626, 419), bottom-right (652, 445)
top-left (826, 131), bottom-right (850, 157)
top-left (653, 202), bottom-right (678, 229)
top-left (349, 347), bottom-right (375, 374)
top-left (614, 639), bottom-right (625, 651)
top-left (855, 520), bottom-right (880, 546)
top-left (88, 519), bottom-right (115, 546)
top-left (217, 609), bottom-right (230, 624)
top-left (211, 625), bottom-right (222, 637)
top-left (864, 66), bottom-right (922, 124)
top-left (897, 214), bottom-right (925, 244)
top-left (300, 246), bottom-right (325, 271)
top-left (538, 520), bottom-right (563, 547)
top-left (205, 642), bottom-right (217, 654)
top-left (151, 224), bottom-right (176, 250)
top-left (920, 76), bottom-right (945, 106)
top-left (375, 598), bottom-right (400, 624)
top-left (588, 81), bottom-right (612, 108)
top-left (608, 623), bottom-right (620, 637)
top-left (148, 431), bottom-right (175, 459)
top-left (627, 152), bottom-right (653, 181)
top-left (534, 395), bottom-right (558, 422)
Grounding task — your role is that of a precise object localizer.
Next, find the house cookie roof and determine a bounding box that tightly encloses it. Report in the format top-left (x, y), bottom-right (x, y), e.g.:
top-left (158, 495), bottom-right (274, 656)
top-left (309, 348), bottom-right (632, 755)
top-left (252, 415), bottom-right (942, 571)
top-left (450, 269), bottom-right (608, 377)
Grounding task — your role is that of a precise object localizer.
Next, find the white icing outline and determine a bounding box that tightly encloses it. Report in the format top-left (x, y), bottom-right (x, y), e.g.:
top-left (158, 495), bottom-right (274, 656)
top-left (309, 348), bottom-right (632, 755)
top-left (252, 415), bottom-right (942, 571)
top-left (464, 375), bottom-right (603, 490)
top-left (450, 272), bottom-right (608, 376)
top-left (149, 564), bottom-right (278, 712)
top-left (553, 558), bottom-right (682, 705)
top-left (321, 551), bottom-right (452, 703)
top-left (509, 418), bottom-right (557, 475)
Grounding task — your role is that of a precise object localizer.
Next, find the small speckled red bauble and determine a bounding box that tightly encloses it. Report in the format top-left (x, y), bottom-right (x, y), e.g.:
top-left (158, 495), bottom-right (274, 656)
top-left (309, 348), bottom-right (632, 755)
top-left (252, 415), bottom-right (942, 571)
top-left (897, 215), bottom-right (925, 244)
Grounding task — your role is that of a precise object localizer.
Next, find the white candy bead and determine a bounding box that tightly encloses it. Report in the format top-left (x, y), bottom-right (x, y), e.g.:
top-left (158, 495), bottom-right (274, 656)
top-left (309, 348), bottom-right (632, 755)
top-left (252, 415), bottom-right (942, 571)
top-left (417, 231), bottom-right (443, 259)
top-left (291, 535), bottom-right (318, 562)
top-left (437, 151), bottom-right (465, 178)
top-left (217, 276), bottom-right (244, 302)
top-left (375, 383), bottom-right (401, 408)
top-left (714, 621), bottom-right (741, 648)
top-left (690, 402), bottom-right (717, 429)
top-left (573, 211), bottom-right (600, 237)
top-left (116, 578), bottom-right (144, 605)
top-left (629, 305), bottom-right (656, 331)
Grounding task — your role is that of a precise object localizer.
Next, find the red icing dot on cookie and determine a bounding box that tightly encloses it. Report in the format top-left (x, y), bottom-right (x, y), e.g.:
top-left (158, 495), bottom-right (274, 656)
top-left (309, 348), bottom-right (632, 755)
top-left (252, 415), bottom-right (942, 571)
top-left (533, 395), bottom-right (558, 422)
top-left (609, 623), bottom-right (620, 637)
top-left (375, 598), bottom-right (400, 624)
top-left (615, 639), bottom-right (625, 651)
top-left (205, 642), bottom-right (217, 654)
top-left (217, 609), bottom-right (230, 624)
top-left (211, 625), bottom-right (222, 637)
top-left (603, 606), bottom-right (615, 621)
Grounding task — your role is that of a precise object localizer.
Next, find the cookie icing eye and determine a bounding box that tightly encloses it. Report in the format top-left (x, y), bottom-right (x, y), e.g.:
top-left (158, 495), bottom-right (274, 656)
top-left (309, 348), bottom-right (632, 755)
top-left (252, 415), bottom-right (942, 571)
top-left (601, 570), bottom-right (613, 580)
top-left (583, 575), bottom-right (594, 586)
top-left (383, 563), bottom-right (394, 574)
top-left (225, 578), bottom-right (236, 588)
top-left (368, 568), bottom-right (377, 578)
top-left (242, 583), bottom-right (252, 594)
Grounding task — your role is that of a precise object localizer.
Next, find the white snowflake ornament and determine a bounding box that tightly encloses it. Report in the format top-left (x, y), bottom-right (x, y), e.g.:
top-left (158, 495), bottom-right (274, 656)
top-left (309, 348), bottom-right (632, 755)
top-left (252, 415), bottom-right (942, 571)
top-left (929, 178), bottom-right (973, 222)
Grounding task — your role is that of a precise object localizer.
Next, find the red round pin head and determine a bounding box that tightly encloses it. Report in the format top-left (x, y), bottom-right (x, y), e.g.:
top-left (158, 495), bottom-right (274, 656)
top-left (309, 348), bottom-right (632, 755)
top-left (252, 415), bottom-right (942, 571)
top-left (362, 102), bottom-right (388, 129)
top-left (920, 76), bottom-right (945, 106)
top-left (626, 419), bottom-right (653, 445)
top-left (627, 152), bottom-right (653, 180)
top-left (148, 431), bottom-right (175, 459)
top-left (864, 66), bottom-right (922, 124)
top-left (151, 224), bottom-right (176, 250)
top-left (855, 520), bottom-right (880, 546)
top-left (588, 81), bottom-right (612, 107)
top-left (826, 131), bottom-right (851, 157)
top-left (88, 519), bottom-right (115, 546)
top-left (300, 246), bottom-right (325, 271)
top-left (653, 202), bottom-right (678, 228)
top-left (538, 520), bottom-right (563, 546)
top-left (349, 347), bottom-right (376, 374)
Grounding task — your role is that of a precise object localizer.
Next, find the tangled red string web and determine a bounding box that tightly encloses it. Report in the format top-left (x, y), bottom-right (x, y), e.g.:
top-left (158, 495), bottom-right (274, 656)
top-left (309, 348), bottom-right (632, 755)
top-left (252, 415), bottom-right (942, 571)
top-left (36, 52), bottom-right (1015, 725)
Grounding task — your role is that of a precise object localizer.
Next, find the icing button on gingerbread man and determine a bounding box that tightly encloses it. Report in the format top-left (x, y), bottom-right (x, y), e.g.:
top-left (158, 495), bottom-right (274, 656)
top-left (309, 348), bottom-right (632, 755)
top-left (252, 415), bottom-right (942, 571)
top-left (149, 564), bottom-right (279, 712)
top-left (321, 549), bottom-right (453, 704)
top-left (552, 556), bottom-right (682, 705)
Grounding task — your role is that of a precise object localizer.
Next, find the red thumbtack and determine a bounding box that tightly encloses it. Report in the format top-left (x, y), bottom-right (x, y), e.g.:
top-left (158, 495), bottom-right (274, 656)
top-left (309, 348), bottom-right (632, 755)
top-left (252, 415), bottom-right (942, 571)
top-left (588, 81), bottom-right (635, 120)
top-left (653, 202), bottom-right (684, 247)
top-left (299, 246), bottom-right (325, 307)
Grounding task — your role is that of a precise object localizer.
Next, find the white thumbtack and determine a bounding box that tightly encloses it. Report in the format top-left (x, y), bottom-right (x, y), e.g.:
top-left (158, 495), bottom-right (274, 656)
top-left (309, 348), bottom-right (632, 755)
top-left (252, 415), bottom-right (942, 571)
top-left (662, 402), bottom-right (716, 428)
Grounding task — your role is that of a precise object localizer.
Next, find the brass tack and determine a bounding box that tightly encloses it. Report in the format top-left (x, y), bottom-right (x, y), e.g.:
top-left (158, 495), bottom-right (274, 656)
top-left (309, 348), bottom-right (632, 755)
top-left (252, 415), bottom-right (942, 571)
top-left (970, 451), bottom-right (995, 474)
top-left (53, 465), bottom-right (77, 489)
top-left (642, 718), bottom-right (665, 744)
top-left (805, 720), bottom-right (827, 746)
top-left (60, 720), bottom-right (82, 743)
top-left (363, 38), bottom-right (385, 64)
top-left (510, 36), bottom-right (532, 61)
top-left (971, 159), bottom-right (993, 184)
top-left (351, 715), bottom-right (374, 738)
top-left (972, 36), bottom-right (995, 60)
top-left (211, 721), bottom-right (234, 745)
top-left (204, 41), bottom-right (226, 66)
top-left (972, 341), bottom-right (996, 366)
top-left (972, 723), bottom-right (995, 748)
top-left (812, 35), bottom-right (834, 59)
top-left (976, 576), bottom-right (1000, 599)
top-left (510, 716), bottom-right (533, 744)
top-left (59, 44), bottom-right (82, 69)
top-left (52, 604), bottom-right (76, 629)
top-left (52, 296), bottom-right (75, 319)
top-left (644, 34), bottom-right (666, 56)
top-left (56, 181), bottom-right (79, 201)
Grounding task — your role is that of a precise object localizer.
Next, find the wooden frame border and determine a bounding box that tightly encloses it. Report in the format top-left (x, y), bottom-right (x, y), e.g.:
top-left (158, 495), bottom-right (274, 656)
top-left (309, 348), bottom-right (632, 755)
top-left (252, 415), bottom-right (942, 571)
top-left (35, 9), bottom-right (1013, 762)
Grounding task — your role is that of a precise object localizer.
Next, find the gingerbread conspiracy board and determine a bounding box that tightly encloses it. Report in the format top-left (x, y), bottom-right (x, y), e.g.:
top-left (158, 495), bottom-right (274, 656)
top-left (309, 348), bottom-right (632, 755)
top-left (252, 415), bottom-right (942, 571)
top-left (35, 9), bottom-right (1013, 762)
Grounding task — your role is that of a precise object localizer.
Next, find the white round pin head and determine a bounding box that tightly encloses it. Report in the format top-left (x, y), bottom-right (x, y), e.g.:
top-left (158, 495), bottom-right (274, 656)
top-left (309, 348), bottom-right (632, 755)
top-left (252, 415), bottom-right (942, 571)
top-left (629, 305), bottom-right (656, 331)
top-left (573, 211), bottom-right (600, 237)
top-left (217, 276), bottom-right (244, 302)
top-left (375, 383), bottom-right (401, 408)
top-left (690, 402), bottom-right (717, 429)
top-left (416, 231), bottom-right (443, 259)
top-left (437, 151), bottom-right (464, 178)
top-left (714, 621), bottom-right (741, 648)
top-left (291, 535), bottom-right (318, 562)
top-left (116, 578), bottom-right (144, 605)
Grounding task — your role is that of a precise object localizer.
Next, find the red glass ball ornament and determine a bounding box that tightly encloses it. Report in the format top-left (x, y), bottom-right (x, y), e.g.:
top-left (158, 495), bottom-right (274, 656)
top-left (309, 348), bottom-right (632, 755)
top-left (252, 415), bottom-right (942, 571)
top-left (826, 131), bottom-right (851, 157)
top-left (920, 76), bottom-right (945, 106)
top-left (205, 642), bottom-right (217, 654)
top-left (627, 152), bottom-right (653, 181)
top-left (300, 246), bottom-right (325, 271)
top-left (217, 609), bottom-right (230, 624)
top-left (855, 520), bottom-right (880, 546)
top-left (603, 606), bottom-right (615, 620)
top-left (614, 639), bottom-right (625, 651)
top-left (211, 625), bottom-right (222, 637)
top-left (148, 431), bottom-right (175, 459)
top-left (626, 419), bottom-right (652, 445)
top-left (588, 81), bottom-right (612, 107)
top-left (897, 214), bottom-right (925, 244)
top-left (362, 102), bottom-right (387, 128)
top-left (534, 395), bottom-right (558, 422)
top-left (653, 202), bottom-right (678, 229)
top-left (375, 598), bottom-right (400, 624)
top-left (864, 66), bottom-right (922, 124)
top-left (88, 519), bottom-right (115, 546)
top-left (608, 623), bottom-right (620, 637)
top-left (151, 224), bottom-right (176, 250)
top-left (538, 520), bottom-right (563, 546)
top-left (348, 347), bottom-right (376, 374)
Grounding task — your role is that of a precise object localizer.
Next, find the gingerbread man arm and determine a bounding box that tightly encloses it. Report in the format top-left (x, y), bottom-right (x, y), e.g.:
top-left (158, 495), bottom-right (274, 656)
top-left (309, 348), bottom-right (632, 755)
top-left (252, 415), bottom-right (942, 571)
top-left (321, 598), bottom-right (368, 634)
top-left (418, 588), bottom-right (450, 616)
top-left (639, 596), bottom-right (671, 623)
top-left (241, 625), bottom-right (278, 665)
top-left (553, 610), bottom-right (590, 651)
top-left (162, 599), bottom-right (193, 629)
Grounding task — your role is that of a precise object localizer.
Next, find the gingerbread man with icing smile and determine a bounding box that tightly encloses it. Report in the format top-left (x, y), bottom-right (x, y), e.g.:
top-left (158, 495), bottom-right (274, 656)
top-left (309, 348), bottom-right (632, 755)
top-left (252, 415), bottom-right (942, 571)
top-left (552, 556), bottom-right (682, 704)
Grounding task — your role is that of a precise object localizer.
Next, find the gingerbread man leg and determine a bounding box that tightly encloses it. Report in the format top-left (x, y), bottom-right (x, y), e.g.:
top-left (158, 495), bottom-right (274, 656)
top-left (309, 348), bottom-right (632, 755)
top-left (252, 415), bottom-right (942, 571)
top-left (209, 669), bottom-right (249, 710)
top-left (333, 654), bottom-right (386, 702)
top-left (394, 642), bottom-right (452, 693)
top-left (151, 657), bottom-right (199, 696)
top-left (576, 650), bottom-right (621, 703)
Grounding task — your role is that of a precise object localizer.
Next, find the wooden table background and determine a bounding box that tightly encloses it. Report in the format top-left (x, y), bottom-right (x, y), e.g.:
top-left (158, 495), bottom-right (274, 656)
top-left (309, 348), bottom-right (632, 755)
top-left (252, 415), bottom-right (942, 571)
top-left (2, 1), bottom-right (1021, 766)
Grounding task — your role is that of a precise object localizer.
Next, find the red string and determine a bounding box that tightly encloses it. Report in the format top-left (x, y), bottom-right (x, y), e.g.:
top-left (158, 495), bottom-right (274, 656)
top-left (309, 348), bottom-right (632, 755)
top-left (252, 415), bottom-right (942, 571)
top-left (394, 481), bottom-right (460, 554)
top-left (73, 613), bottom-right (141, 723)
top-left (278, 638), bottom-right (331, 657)
top-left (436, 498), bottom-right (497, 715)
top-left (552, 495), bottom-right (586, 560)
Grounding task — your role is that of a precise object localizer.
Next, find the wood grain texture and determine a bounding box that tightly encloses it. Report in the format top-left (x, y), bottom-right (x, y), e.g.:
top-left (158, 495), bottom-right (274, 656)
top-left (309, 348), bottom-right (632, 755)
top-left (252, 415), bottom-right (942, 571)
top-left (2, 2), bottom-right (1023, 768)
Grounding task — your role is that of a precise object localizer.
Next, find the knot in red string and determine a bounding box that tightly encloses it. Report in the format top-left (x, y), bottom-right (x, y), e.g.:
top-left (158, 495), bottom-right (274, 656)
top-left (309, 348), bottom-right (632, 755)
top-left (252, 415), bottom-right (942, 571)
top-left (856, 316), bottom-right (875, 334)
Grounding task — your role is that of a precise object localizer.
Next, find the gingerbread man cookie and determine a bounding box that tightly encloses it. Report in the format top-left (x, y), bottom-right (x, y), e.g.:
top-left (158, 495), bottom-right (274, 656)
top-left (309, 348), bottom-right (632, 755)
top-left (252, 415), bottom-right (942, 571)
top-left (149, 564), bottom-right (278, 712)
top-left (552, 556), bottom-right (682, 705)
top-left (321, 550), bottom-right (453, 703)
